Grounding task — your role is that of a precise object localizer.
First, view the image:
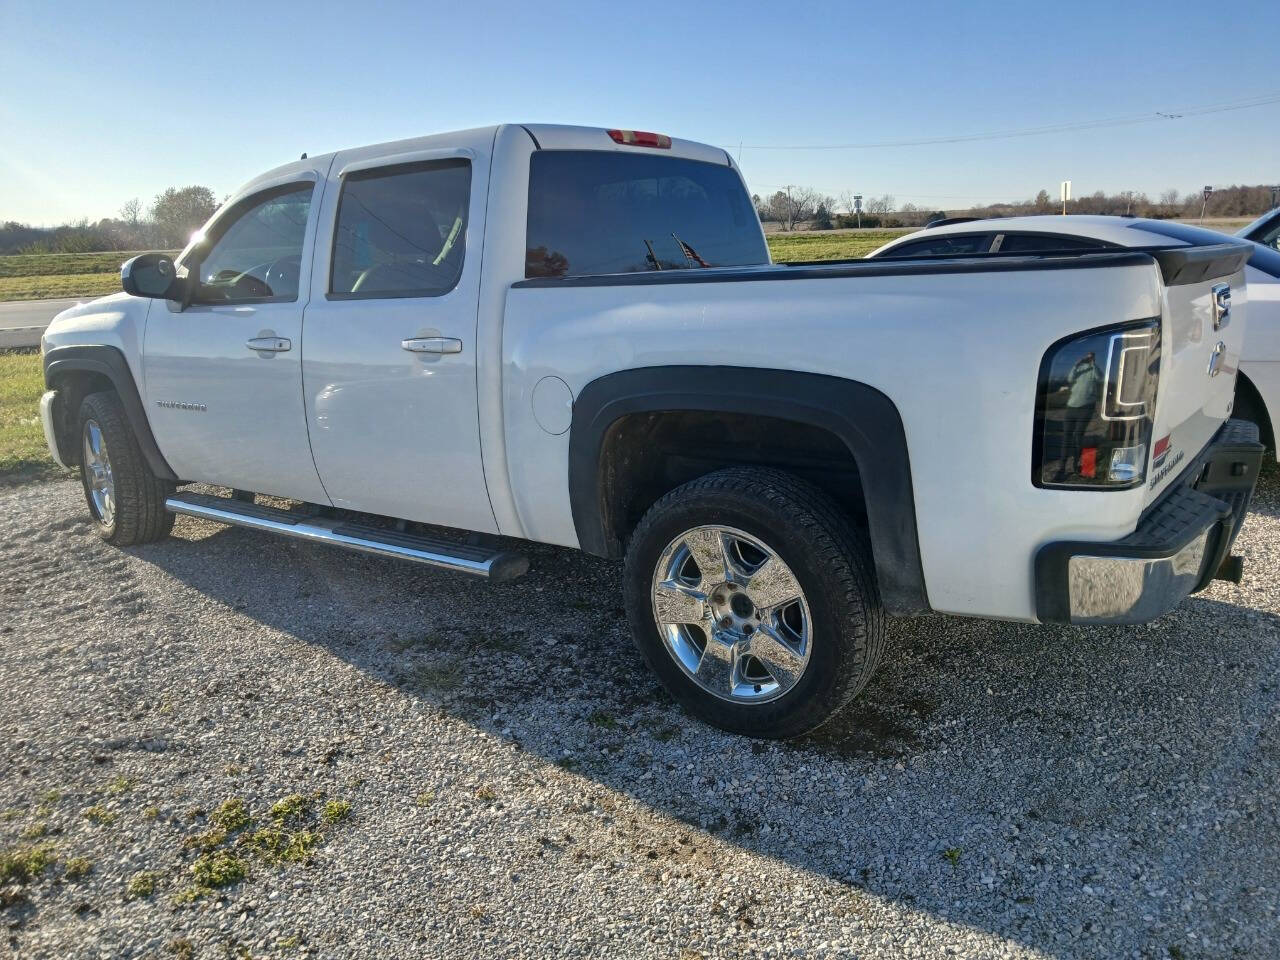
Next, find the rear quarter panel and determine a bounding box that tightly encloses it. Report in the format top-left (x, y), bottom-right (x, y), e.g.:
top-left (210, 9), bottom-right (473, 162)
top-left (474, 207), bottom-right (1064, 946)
top-left (501, 260), bottom-right (1164, 621)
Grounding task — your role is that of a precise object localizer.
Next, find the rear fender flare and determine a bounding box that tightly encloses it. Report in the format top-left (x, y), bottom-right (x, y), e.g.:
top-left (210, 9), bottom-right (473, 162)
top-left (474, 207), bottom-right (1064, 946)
top-left (568, 366), bottom-right (929, 616)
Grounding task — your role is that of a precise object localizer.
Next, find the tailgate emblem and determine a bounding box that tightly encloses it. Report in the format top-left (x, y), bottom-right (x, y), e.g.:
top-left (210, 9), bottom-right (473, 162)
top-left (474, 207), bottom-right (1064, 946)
top-left (1212, 283), bottom-right (1231, 330)
top-left (1207, 341), bottom-right (1226, 377)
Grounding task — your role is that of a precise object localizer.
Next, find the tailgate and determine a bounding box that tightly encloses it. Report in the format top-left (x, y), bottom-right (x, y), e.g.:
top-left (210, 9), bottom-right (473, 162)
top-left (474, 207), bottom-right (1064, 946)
top-left (1145, 242), bottom-right (1252, 505)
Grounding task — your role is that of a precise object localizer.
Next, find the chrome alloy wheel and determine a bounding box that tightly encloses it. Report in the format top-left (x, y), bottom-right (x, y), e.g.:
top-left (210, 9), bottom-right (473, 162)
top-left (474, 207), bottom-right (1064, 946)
top-left (82, 419), bottom-right (116, 527)
top-left (650, 525), bottom-right (812, 703)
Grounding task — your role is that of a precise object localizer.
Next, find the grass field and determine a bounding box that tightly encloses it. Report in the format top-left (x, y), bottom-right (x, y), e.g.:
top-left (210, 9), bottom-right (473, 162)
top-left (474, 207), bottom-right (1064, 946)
top-left (0, 250), bottom-right (175, 302)
top-left (0, 273), bottom-right (123, 301)
top-left (766, 230), bottom-right (908, 262)
top-left (0, 350), bottom-right (63, 483)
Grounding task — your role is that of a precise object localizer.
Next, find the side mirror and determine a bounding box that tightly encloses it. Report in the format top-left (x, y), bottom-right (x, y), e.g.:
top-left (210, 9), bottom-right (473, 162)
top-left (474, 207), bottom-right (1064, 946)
top-left (121, 253), bottom-right (182, 299)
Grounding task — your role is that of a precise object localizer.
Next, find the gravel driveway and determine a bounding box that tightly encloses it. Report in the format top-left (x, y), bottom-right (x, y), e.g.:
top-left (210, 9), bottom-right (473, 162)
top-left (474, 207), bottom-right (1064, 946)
top-left (2, 475), bottom-right (1278, 959)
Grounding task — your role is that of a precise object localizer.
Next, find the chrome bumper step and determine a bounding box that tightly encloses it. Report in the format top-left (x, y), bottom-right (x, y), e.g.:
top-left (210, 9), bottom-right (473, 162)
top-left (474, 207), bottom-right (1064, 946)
top-left (164, 492), bottom-right (529, 581)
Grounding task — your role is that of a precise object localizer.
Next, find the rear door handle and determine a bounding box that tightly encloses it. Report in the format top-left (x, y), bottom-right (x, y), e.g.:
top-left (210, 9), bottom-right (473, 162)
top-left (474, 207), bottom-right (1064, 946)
top-left (246, 336), bottom-right (291, 352)
top-left (401, 337), bottom-right (462, 355)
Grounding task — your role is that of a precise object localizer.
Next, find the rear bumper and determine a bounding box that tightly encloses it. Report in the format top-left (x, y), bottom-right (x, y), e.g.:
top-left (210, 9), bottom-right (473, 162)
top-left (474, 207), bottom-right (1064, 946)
top-left (1035, 418), bottom-right (1263, 625)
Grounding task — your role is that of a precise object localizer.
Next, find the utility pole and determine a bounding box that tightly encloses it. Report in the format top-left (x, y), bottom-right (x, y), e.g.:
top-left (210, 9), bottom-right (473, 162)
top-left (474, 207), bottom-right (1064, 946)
top-left (785, 185), bottom-right (793, 232)
top-left (1060, 180), bottom-right (1071, 216)
top-left (1201, 185), bottom-right (1213, 224)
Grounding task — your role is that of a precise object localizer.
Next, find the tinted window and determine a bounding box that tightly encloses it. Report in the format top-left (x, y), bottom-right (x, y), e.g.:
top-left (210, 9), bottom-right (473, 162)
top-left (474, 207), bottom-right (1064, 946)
top-left (1132, 219), bottom-right (1280, 279)
top-left (525, 151), bottom-right (766, 278)
top-left (1241, 210), bottom-right (1280, 251)
top-left (195, 184), bottom-right (312, 303)
top-left (878, 234), bottom-right (993, 258)
top-left (331, 159), bottom-right (471, 298)
top-left (999, 233), bottom-right (1105, 253)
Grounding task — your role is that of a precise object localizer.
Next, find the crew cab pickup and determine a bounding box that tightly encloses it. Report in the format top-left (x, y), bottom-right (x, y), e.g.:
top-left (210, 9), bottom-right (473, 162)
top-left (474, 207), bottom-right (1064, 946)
top-left (39, 123), bottom-right (1263, 738)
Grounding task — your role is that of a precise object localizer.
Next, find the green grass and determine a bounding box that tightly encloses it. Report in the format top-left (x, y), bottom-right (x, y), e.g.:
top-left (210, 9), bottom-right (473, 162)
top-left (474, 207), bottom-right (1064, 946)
top-left (0, 251), bottom-right (145, 279)
top-left (0, 350), bottom-right (63, 483)
top-left (0, 249), bottom-right (179, 302)
top-left (0, 272), bottom-right (122, 301)
top-left (766, 229), bottom-right (909, 262)
top-left (0, 249), bottom-right (179, 301)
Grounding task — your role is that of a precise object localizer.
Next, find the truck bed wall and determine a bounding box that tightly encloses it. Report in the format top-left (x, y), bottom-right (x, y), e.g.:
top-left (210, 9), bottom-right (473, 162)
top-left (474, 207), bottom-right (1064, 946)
top-left (499, 259), bottom-right (1164, 622)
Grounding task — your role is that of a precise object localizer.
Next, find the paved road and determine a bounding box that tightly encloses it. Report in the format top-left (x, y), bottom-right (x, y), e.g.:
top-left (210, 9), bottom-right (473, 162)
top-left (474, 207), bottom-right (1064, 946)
top-left (0, 298), bottom-right (84, 349)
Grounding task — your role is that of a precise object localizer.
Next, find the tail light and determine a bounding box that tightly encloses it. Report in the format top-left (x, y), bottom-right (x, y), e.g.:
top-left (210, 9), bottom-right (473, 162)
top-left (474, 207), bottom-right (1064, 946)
top-left (1033, 319), bottom-right (1161, 489)
top-left (606, 129), bottom-right (672, 149)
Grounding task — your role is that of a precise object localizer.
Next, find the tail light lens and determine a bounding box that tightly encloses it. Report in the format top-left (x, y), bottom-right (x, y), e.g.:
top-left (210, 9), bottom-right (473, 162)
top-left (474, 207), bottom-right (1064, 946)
top-left (1033, 319), bottom-right (1161, 489)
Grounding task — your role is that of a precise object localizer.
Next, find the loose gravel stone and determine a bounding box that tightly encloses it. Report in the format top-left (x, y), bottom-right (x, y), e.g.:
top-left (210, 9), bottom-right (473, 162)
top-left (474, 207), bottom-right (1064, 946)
top-left (1, 471), bottom-right (1278, 959)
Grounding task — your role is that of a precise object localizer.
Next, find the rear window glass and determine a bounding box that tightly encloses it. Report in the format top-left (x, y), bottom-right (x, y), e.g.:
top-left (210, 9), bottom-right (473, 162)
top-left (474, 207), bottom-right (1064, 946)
top-left (525, 151), bottom-right (766, 278)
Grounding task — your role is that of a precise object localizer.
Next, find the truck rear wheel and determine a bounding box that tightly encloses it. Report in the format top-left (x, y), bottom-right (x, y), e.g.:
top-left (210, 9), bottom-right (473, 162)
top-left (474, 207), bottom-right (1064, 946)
top-left (623, 467), bottom-right (885, 739)
top-left (77, 391), bottom-right (174, 546)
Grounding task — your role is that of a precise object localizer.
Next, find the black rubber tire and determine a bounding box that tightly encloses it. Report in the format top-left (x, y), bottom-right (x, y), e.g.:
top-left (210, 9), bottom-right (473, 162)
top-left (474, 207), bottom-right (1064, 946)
top-left (623, 467), bottom-right (886, 739)
top-left (77, 391), bottom-right (174, 546)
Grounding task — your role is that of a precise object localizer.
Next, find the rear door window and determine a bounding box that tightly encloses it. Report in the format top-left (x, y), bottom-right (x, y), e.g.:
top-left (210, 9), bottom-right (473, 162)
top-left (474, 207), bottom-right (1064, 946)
top-left (878, 234), bottom-right (994, 258)
top-left (525, 151), bottom-right (766, 278)
top-left (330, 159), bottom-right (471, 299)
top-left (998, 233), bottom-right (1107, 253)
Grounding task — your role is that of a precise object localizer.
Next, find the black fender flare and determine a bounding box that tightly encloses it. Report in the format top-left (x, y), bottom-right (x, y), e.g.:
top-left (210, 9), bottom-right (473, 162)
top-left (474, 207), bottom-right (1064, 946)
top-left (43, 345), bottom-right (177, 481)
top-left (568, 366), bottom-right (929, 616)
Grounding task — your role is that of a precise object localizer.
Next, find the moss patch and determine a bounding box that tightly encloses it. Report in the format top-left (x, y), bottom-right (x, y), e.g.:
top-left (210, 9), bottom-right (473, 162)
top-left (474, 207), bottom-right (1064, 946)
top-left (63, 856), bottom-right (93, 881)
top-left (0, 843), bottom-right (56, 884)
top-left (82, 805), bottom-right (116, 825)
top-left (191, 850), bottom-right (247, 888)
top-left (127, 870), bottom-right (161, 899)
top-left (321, 800), bottom-right (351, 825)
top-left (211, 797), bottom-right (252, 832)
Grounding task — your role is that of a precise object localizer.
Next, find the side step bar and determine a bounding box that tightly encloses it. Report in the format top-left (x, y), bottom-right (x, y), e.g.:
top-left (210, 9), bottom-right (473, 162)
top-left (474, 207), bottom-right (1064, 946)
top-left (165, 492), bottom-right (529, 581)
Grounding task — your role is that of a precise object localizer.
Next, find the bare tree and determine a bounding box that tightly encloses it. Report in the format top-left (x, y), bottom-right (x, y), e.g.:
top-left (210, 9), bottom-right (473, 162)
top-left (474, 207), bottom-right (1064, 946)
top-left (767, 186), bottom-right (825, 231)
top-left (865, 194), bottom-right (895, 215)
top-left (120, 198), bottom-right (142, 226)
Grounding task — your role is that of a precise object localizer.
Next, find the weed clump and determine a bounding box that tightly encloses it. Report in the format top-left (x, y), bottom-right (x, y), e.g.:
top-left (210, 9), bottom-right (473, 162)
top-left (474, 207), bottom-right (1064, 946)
top-left (127, 870), bottom-right (161, 899)
top-left (0, 844), bottom-right (56, 884)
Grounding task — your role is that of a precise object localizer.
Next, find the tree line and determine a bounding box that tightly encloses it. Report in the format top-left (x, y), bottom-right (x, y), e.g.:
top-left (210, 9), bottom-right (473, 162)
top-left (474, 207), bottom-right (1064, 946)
top-left (3, 180), bottom-right (1276, 255)
top-left (754, 183), bottom-right (1279, 231)
top-left (0, 186), bottom-right (219, 255)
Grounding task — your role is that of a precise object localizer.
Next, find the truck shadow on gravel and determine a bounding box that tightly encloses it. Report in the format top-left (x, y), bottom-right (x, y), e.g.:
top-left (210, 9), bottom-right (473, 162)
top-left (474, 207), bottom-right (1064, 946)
top-left (136, 512), bottom-right (1280, 959)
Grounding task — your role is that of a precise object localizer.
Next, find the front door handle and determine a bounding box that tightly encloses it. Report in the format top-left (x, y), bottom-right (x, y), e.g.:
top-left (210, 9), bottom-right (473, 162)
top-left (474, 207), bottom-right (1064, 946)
top-left (401, 337), bottom-right (462, 355)
top-left (246, 336), bottom-right (291, 352)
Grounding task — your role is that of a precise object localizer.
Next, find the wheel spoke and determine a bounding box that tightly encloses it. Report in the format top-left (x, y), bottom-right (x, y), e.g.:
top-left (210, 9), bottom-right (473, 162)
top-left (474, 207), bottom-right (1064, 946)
top-left (682, 528), bottom-right (731, 588)
top-left (87, 423), bottom-right (103, 458)
top-left (747, 623), bottom-right (806, 690)
top-left (653, 580), bottom-right (708, 626)
top-left (748, 555), bottom-right (803, 612)
top-left (693, 633), bottom-right (736, 694)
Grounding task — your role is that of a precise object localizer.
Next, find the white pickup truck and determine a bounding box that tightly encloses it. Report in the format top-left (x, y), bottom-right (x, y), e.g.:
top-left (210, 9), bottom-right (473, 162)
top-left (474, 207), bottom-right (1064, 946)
top-left (39, 123), bottom-right (1263, 738)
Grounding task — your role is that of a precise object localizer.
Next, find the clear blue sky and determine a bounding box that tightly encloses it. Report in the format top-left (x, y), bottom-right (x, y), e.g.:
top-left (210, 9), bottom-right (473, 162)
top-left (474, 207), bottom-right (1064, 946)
top-left (2, 0), bottom-right (1277, 225)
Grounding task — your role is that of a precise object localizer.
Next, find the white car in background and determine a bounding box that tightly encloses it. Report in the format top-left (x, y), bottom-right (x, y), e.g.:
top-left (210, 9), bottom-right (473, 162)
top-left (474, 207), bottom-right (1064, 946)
top-left (870, 215), bottom-right (1280, 455)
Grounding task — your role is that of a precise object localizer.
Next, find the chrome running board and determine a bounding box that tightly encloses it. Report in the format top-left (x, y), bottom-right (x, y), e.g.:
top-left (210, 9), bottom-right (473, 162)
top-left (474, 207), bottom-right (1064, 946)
top-left (165, 492), bottom-right (529, 581)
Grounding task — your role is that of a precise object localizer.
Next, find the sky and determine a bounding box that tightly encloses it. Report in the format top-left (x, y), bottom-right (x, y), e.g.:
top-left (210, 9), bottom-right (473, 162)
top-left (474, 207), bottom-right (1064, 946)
top-left (2, 0), bottom-right (1278, 225)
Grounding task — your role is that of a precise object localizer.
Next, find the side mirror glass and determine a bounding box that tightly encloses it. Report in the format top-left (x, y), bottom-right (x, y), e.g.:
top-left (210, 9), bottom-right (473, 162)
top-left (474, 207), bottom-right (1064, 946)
top-left (121, 253), bottom-right (180, 299)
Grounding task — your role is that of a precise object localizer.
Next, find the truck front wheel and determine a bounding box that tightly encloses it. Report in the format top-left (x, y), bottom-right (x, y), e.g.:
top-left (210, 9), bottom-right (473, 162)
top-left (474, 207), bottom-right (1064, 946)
top-left (623, 467), bottom-right (885, 739)
top-left (76, 391), bottom-right (174, 545)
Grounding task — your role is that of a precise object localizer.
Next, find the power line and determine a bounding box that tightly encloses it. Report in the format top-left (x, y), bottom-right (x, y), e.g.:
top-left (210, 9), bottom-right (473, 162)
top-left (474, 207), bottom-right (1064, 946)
top-left (728, 93), bottom-right (1280, 151)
